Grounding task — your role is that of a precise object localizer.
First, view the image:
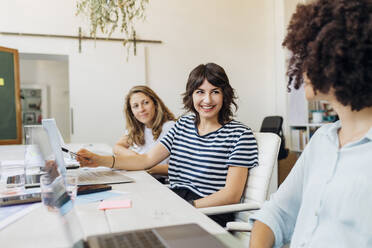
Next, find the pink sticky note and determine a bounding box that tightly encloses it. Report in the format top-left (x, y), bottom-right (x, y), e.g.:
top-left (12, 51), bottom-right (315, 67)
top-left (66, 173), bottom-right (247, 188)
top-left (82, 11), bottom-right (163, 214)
top-left (98, 200), bottom-right (132, 210)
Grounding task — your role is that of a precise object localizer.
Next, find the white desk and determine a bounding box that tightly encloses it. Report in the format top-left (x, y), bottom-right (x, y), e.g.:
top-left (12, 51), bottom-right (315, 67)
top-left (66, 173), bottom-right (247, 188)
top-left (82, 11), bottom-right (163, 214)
top-left (0, 145), bottom-right (244, 248)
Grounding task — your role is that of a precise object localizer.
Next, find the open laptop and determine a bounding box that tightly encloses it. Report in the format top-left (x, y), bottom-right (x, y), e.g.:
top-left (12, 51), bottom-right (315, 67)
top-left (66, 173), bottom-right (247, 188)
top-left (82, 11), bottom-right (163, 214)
top-left (24, 124), bottom-right (79, 169)
top-left (53, 186), bottom-right (227, 248)
top-left (42, 119), bottom-right (134, 186)
top-left (24, 119), bottom-right (134, 187)
top-left (75, 223), bottom-right (227, 248)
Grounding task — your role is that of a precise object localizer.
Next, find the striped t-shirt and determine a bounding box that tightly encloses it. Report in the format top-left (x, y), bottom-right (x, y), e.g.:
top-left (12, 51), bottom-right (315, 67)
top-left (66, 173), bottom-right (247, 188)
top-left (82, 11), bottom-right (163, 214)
top-left (160, 115), bottom-right (258, 197)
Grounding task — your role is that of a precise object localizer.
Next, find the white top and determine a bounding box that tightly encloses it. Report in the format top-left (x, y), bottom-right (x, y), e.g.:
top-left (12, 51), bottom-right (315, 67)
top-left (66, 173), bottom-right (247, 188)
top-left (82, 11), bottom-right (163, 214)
top-left (130, 120), bottom-right (175, 164)
top-left (250, 121), bottom-right (372, 248)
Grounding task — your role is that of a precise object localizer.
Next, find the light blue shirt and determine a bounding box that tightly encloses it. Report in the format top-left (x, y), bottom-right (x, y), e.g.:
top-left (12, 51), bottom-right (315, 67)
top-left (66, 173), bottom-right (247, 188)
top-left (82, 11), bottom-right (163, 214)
top-left (250, 121), bottom-right (372, 248)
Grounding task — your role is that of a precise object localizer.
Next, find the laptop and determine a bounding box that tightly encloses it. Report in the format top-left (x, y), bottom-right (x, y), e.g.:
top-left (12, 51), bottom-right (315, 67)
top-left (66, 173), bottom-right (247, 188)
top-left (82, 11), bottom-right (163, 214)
top-left (24, 119), bottom-right (134, 187)
top-left (53, 188), bottom-right (227, 248)
top-left (43, 119), bottom-right (134, 185)
top-left (24, 124), bottom-right (79, 169)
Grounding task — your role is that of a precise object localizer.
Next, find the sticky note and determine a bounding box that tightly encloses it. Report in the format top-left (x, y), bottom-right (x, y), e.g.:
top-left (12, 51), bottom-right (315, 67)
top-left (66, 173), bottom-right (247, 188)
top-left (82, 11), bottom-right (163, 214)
top-left (0, 78), bottom-right (4, 86)
top-left (98, 199), bottom-right (132, 210)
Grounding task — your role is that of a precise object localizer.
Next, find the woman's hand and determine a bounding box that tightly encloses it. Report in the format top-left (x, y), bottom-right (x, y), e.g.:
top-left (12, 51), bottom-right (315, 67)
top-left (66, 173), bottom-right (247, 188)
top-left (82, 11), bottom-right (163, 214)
top-left (76, 149), bottom-right (101, 168)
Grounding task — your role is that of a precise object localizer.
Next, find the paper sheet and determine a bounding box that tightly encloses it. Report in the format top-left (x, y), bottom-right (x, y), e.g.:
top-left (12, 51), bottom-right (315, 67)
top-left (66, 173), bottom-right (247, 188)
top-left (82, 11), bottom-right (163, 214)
top-left (0, 203), bottom-right (41, 230)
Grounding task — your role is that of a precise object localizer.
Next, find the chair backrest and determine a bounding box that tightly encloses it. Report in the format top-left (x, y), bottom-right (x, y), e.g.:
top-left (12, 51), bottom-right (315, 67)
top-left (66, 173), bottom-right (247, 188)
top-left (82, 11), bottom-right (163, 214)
top-left (260, 116), bottom-right (288, 160)
top-left (242, 132), bottom-right (281, 206)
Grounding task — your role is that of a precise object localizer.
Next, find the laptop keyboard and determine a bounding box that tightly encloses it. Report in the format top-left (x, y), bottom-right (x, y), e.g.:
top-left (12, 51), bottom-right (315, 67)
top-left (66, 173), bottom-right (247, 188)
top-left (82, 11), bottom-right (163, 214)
top-left (97, 230), bottom-right (167, 248)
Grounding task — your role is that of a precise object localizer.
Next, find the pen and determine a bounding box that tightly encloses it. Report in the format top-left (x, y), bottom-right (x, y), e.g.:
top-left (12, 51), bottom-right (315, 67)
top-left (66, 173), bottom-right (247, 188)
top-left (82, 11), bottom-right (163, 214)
top-left (61, 147), bottom-right (90, 160)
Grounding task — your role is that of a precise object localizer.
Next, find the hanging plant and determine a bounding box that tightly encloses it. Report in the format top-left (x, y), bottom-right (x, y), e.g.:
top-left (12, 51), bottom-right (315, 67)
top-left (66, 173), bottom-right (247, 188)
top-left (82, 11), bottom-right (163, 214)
top-left (76, 0), bottom-right (148, 47)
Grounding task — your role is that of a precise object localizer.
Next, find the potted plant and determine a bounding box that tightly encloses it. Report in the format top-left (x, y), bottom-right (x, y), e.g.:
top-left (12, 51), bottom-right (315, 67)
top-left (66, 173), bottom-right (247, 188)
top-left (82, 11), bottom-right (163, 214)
top-left (76, 0), bottom-right (149, 47)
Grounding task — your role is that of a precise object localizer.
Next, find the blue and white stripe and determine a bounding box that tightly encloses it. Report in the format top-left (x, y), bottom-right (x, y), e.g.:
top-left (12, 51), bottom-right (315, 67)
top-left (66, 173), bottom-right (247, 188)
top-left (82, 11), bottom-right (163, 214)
top-left (160, 115), bottom-right (258, 197)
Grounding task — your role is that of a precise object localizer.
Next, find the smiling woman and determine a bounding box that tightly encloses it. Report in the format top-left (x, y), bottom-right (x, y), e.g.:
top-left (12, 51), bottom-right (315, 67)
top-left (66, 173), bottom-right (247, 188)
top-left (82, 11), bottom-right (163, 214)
top-left (77, 63), bottom-right (259, 227)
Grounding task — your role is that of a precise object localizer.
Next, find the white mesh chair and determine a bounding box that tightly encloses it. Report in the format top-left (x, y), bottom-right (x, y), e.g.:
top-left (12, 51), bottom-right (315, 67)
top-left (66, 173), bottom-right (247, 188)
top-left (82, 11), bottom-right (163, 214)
top-left (199, 132), bottom-right (281, 244)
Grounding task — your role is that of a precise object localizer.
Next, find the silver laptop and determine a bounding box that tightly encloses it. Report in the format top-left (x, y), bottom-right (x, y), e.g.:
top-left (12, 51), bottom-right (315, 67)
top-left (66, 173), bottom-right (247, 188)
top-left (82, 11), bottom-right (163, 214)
top-left (42, 119), bottom-right (134, 186)
top-left (79, 223), bottom-right (227, 248)
top-left (24, 119), bottom-right (134, 187)
top-left (49, 175), bottom-right (227, 248)
top-left (50, 187), bottom-right (227, 248)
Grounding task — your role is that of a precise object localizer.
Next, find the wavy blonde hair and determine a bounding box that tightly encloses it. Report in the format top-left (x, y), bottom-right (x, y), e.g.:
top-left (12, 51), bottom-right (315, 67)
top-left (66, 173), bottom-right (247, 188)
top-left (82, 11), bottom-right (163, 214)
top-left (124, 85), bottom-right (176, 147)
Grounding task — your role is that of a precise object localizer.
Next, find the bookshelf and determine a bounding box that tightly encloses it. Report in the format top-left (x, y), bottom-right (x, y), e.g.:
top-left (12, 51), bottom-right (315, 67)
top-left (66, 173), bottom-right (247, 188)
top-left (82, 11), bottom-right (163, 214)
top-left (287, 87), bottom-right (337, 152)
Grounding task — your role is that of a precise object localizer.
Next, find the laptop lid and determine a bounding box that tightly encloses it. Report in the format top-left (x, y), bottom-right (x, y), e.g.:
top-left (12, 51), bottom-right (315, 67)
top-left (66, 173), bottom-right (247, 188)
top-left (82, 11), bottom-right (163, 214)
top-left (35, 125), bottom-right (85, 248)
top-left (86, 223), bottom-right (227, 248)
top-left (42, 119), bottom-right (67, 177)
top-left (41, 119), bottom-right (134, 186)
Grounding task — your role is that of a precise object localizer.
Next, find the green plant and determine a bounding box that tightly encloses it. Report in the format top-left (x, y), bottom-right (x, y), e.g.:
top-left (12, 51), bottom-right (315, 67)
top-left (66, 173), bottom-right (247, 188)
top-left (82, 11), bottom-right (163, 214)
top-left (76, 0), bottom-right (148, 46)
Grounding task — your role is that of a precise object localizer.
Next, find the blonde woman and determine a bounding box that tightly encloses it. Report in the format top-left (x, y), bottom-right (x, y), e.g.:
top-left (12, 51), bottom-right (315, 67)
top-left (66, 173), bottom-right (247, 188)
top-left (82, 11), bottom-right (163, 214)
top-left (113, 85), bottom-right (176, 175)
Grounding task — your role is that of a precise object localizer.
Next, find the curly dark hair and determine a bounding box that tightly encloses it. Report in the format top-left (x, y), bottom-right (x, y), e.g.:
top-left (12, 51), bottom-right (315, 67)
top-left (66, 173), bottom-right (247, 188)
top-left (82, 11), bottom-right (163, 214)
top-left (283, 0), bottom-right (372, 111)
top-left (182, 63), bottom-right (238, 125)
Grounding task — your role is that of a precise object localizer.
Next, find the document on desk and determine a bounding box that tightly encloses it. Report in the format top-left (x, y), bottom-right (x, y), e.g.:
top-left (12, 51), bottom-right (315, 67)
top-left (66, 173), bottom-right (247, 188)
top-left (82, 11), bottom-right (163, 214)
top-left (0, 203), bottom-right (41, 230)
top-left (72, 168), bottom-right (134, 186)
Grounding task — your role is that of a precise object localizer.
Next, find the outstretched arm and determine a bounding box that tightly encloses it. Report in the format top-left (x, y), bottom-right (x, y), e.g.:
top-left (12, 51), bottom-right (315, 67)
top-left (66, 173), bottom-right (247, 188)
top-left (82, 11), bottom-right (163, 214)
top-left (77, 143), bottom-right (170, 171)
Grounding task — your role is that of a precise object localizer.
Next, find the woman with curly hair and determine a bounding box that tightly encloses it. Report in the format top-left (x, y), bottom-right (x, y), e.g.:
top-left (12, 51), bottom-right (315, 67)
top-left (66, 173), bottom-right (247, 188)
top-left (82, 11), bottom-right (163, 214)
top-left (250, 0), bottom-right (372, 247)
top-left (113, 85), bottom-right (176, 174)
top-left (77, 63), bottom-right (258, 227)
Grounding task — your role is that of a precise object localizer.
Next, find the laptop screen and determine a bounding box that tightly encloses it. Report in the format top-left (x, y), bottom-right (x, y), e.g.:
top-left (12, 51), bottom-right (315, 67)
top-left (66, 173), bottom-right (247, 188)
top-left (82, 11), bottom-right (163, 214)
top-left (32, 122), bottom-right (85, 247)
top-left (42, 119), bottom-right (67, 177)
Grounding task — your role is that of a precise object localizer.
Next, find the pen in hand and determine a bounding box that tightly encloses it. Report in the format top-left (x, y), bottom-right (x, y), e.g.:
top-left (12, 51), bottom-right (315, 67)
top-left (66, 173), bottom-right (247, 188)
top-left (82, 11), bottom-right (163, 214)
top-left (61, 147), bottom-right (91, 161)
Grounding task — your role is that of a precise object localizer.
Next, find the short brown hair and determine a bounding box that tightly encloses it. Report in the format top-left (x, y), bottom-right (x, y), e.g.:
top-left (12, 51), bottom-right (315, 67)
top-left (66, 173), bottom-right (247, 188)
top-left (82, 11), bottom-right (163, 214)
top-left (283, 0), bottom-right (372, 111)
top-left (182, 63), bottom-right (237, 125)
top-left (124, 85), bottom-right (176, 146)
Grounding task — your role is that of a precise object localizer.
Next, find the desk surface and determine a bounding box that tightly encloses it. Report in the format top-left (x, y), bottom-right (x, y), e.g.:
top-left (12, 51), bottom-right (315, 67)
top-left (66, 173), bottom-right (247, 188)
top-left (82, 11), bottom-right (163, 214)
top-left (0, 144), bottom-right (244, 248)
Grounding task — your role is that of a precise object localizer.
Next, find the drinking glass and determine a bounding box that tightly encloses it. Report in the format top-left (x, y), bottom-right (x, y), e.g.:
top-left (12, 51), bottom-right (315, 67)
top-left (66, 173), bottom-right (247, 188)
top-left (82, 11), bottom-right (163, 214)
top-left (40, 174), bottom-right (56, 211)
top-left (65, 174), bottom-right (78, 202)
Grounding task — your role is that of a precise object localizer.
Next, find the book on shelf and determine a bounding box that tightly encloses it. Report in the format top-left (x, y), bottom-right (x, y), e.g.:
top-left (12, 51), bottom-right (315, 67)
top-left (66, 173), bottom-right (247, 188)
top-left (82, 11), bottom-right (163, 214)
top-left (291, 128), bottom-right (308, 151)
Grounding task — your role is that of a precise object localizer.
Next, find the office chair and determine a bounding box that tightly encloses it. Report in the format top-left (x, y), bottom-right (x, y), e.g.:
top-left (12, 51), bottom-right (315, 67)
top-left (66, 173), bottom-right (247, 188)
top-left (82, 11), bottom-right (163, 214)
top-left (260, 116), bottom-right (288, 160)
top-left (198, 132), bottom-right (281, 245)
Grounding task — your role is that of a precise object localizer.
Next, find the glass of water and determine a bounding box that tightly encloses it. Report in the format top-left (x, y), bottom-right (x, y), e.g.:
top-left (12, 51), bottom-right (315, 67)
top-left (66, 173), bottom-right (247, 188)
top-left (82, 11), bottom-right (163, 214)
top-left (40, 173), bottom-right (58, 212)
top-left (65, 174), bottom-right (78, 202)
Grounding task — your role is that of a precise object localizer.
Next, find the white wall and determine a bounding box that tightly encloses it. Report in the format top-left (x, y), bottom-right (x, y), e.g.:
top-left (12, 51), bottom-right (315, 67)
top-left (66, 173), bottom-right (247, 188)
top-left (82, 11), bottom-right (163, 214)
top-left (1, 0), bottom-right (288, 145)
top-left (136, 0), bottom-right (284, 128)
top-left (19, 57), bottom-right (71, 142)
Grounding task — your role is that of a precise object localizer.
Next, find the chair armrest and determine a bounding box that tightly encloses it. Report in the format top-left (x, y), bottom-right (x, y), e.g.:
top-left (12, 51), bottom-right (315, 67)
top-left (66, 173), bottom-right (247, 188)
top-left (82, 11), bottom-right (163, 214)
top-left (198, 201), bottom-right (261, 215)
top-left (225, 221), bottom-right (253, 232)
